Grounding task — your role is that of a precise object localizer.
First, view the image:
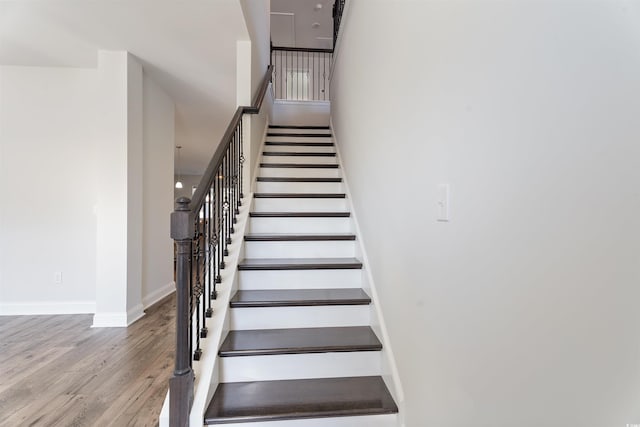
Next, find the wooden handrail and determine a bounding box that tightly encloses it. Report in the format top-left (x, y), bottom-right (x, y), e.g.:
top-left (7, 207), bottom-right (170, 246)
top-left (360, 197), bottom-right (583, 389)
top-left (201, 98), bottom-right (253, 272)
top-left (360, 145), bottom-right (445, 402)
top-left (271, 46), bottom-right (333, 54)
top-left (247, 63), bottom-right (275, 114)
top-left (190, 65), bottom-right (273, 212)
top-left (169, 64), bottom-right (273, 427)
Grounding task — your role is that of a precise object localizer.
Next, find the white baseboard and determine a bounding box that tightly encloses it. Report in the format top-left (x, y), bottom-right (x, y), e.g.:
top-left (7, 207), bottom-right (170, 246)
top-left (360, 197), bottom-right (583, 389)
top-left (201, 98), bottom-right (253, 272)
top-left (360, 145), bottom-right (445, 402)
top-left (92, 302), bottom-right (147, 327)
top-left (142, 282), bottom-right (176, 309)
top-left (0, 301), bottom-right (96, 316)
top-left (92, 311), bottom-right (128, 328)
top-left (127, 303), bottom-right (145, 325)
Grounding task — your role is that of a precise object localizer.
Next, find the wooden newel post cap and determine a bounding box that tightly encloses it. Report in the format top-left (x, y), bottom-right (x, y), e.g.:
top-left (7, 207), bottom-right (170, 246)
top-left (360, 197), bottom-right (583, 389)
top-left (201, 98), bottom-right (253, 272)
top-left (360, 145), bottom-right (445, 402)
top-left (171, 197), bottom-right (193, 240)
top-left (175, 197), bottom-right (191, 211)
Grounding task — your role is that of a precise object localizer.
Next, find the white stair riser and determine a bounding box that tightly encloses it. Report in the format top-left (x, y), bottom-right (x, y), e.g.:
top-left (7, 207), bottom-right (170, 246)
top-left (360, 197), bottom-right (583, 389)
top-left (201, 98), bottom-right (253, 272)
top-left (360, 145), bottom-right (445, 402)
top-left (209, 413), bottom-right (398, 427)
top-left (261, 156), bottom-right (338, 165)
top-left (249, 217), bottom-right (352, 234)
top-left (239, 269), bottom-right (362, 290)
top-left (253, 198), bottom-right (347, 212)
top-left (255, 181), bottom-right (342, 193)
top-left (268, 128), bottom-right (330, 135)
top-left (264, 145), bottom-right (335, 153)
top-left (219, 351), bottom-right (381, 382)
top-left (259, 167), bottom-right (341, 178)
top-left (244, 240), bottom-right (355, 258)
top-left (266, 136), bottom-right (333, 143)
top-left (229, 305), bottom-right (369, 330)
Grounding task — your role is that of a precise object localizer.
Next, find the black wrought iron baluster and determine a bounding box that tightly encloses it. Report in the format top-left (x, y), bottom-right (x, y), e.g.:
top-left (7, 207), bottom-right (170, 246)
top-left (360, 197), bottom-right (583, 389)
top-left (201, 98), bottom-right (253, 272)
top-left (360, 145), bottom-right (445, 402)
top-left (217, 162), bottom-right (225, 271)
top-left (223, 153), bottom-right (230, 257)
top-left (193, 212), bottom-right (202, 360)
top-left (233, 131), bottom-right (237, 222)
top-left (231, 129), bottom-right (237, 224)
top-left (279, 51), bottom-right (282, 99)
top-left (333, 0), bottom-right (345, 48)
top-left (205, 192), bottom-right (213, 316)
top-left (308, 50), bottom-right (310, 100)
top-left (297, 50), bottom-right (301, 100)
top-left (239, 120), bottom-right (244, 201)
top-left (323, 52), bottom-right (327, 101)
top-left (213, 182), bottom-right (220, 288)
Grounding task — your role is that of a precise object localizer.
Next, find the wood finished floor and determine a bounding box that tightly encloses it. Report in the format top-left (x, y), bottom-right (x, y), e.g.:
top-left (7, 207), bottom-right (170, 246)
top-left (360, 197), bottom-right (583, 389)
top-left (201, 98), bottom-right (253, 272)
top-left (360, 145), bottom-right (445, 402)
top-left (0, 294), bottom-right (175, 427)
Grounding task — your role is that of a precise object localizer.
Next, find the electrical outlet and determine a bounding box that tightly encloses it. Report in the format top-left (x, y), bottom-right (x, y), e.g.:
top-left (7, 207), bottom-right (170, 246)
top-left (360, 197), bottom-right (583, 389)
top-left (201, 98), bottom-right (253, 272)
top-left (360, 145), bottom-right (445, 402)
top-left (54, 272), bottom-right (62, 284)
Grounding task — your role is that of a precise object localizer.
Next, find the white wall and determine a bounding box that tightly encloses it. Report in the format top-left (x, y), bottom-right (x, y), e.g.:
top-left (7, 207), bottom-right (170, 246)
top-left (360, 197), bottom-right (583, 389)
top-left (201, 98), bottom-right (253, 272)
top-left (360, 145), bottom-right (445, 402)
top-left (240, 0), bottom-right (270, 96)
top-left (127, 53), bottom-right (145, 323)
top-left (271, 100), bottom-right (329, 126)
top-left (0, 52), bottom-right (177, 321)
top-left (331, 1), bottom-right (640, 426)
top-left (0, 65), bottom-right (99, 314)
top-left (240, 0), bottom-right (271, 184)
top-left (93, 51), bottom-right (136, 327)
top-left (142, 73), bottom-right (175, 308)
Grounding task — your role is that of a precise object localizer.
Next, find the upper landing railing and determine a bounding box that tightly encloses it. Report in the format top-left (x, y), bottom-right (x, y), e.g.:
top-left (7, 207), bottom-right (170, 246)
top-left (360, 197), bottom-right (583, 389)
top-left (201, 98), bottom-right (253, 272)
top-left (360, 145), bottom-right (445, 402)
top-left (270, 46), bottom-right (333, 101)
top-left (270, 0), bottom-right (346, 102)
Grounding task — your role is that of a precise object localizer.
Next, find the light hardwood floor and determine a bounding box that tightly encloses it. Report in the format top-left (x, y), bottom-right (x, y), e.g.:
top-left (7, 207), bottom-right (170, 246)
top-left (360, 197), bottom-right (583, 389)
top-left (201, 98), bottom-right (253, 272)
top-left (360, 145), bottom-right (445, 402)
top-left (0, 294), bottom-right (176, 427)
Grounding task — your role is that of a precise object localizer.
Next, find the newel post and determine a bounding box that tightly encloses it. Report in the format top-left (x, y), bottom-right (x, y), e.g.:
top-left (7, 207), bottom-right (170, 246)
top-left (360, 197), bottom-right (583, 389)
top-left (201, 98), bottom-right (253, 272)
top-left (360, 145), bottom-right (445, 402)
top-left (170, 197), bottom-right (194, 427)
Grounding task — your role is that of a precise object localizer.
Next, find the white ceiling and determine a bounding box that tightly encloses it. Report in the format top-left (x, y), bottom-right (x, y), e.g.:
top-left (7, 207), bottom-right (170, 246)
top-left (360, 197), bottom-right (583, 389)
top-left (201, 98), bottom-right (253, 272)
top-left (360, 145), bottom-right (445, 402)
top-left (271, 0), bottom-right (334, 49)
top-left (0, 0), bottom-right (251, 175)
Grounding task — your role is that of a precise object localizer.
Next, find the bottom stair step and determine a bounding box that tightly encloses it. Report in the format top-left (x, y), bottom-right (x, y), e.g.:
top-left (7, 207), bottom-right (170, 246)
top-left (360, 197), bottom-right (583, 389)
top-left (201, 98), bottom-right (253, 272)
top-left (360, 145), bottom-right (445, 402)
top-left (204, 376), bottom-right (398, 425)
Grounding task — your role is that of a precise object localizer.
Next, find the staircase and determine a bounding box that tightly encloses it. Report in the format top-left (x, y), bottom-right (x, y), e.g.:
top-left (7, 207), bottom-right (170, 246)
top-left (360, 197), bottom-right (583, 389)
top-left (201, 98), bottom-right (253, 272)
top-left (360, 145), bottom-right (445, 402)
top-left (203, 125), bottom-right (399, 426)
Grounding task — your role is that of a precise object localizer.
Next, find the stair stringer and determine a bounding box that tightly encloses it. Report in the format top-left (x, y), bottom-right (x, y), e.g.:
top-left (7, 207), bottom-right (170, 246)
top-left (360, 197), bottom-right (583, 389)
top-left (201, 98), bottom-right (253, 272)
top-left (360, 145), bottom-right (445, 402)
top-left (330, 121), bottom-right (407, 427)
top-left (249, 118), bottom-right (271, 195)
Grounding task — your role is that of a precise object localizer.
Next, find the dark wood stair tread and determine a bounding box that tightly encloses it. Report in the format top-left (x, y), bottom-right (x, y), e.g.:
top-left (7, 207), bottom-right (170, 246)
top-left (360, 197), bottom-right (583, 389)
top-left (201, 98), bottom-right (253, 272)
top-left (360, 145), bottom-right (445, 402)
top-left (204, 376), bottom-right (398, 424)
top-left (230, 289), bottom-right (371, 308)
top-left (244, 233), bottom-right (355, 242)
top-left (257, 177), bottom-right (342, 182)
top-left (249, 211), bottom-right (350, 218)
top-left (260, 163), bottom-right (339, 168)
top-left (254, 193), bottom-right (345, 198)
top-left (263, 152), bottom-right (336, 157)
top-left (219, 326), bottom-right (381, 357)
top-left (269, 125), bottom-right (330, 129)
top-left (238, 258), bottom-right (362, 270)
top-left (265, 141), bottom-right (334, 147)
top-left (267, 132), bottom-right (332, 137)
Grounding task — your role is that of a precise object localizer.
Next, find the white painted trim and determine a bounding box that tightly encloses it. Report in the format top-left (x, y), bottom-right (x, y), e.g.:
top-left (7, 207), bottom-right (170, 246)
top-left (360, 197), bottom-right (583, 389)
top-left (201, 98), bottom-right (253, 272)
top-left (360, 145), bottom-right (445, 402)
top-left (330, 119), bottom-right (406, 427)
top-left (273, 99), bottom-right (330, 108)
top-left (92, 311), bottom-right (128, 328)
top-left (159, 390), bottom-right (169, 427)
top-left (0, 301), bottom-right (96, 316)
top-left (127, 303), bottom-right (145, 325)
top-left (250, 128), bottom-right (268, 194)
top-left (143, 281), bottom-right (176, 309)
